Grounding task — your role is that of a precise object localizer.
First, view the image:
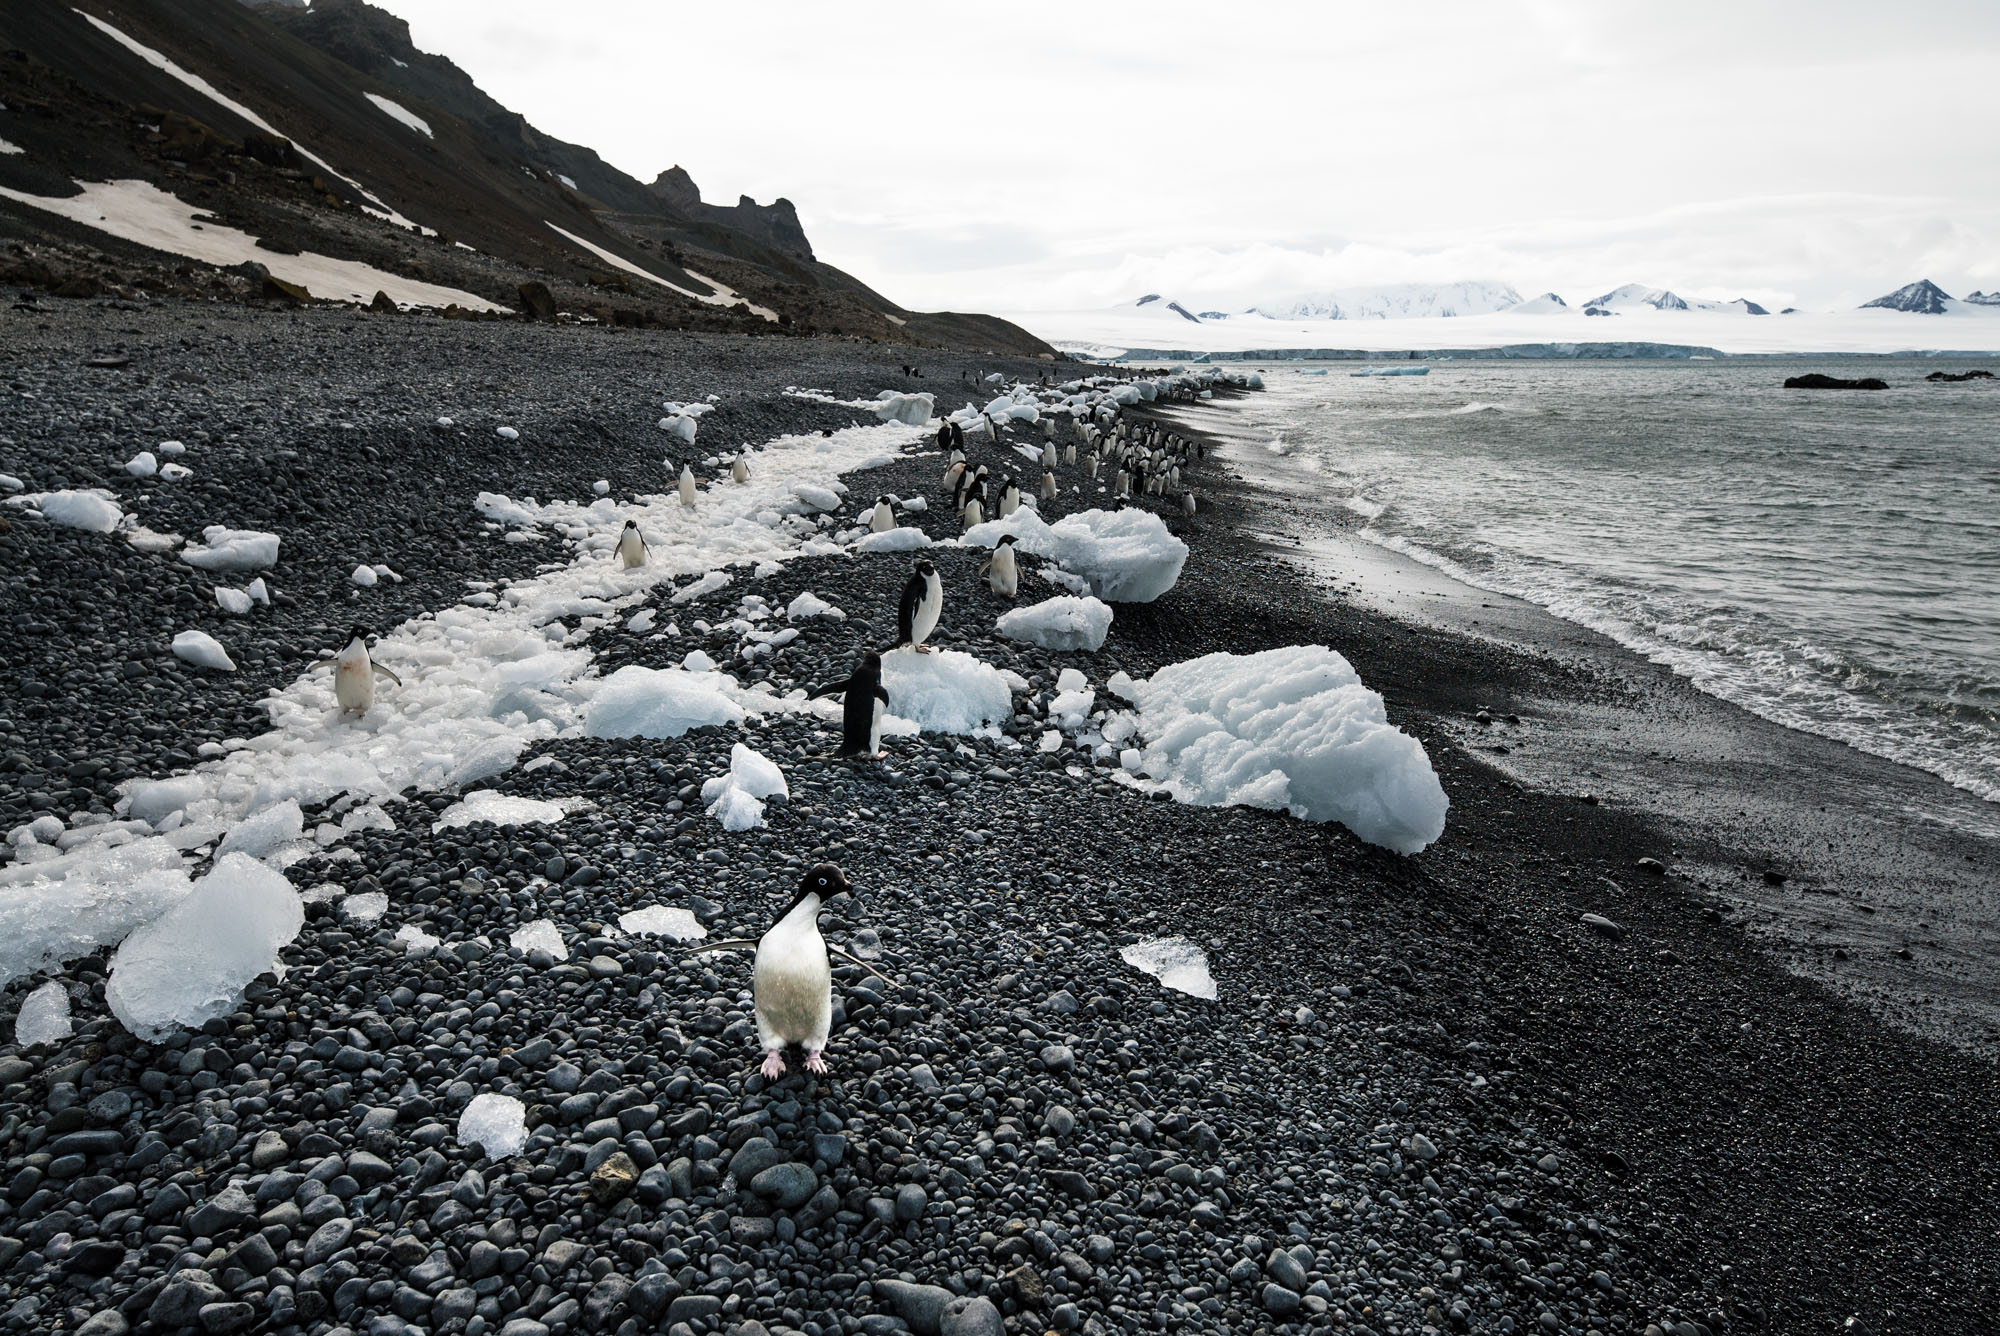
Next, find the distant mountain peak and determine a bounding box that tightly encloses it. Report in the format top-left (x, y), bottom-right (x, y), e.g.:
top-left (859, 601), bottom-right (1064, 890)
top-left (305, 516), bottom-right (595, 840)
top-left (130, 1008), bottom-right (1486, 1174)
top-left (1861, 279), bottom-right (1954, 314)
top-left (1585, 284), bottom-right (1688, 311)
top-left (1966, 290), bottom-right (2000, 307)
top-left (1126, 295), bottom-right (1203, 322)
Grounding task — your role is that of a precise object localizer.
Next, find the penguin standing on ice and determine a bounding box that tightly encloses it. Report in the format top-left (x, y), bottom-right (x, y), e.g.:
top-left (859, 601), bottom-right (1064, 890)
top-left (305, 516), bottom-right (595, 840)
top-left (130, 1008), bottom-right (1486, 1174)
top-left (317, 625), bottom-right (402, 716)
top-left (868, 495), bottom-right (895, 533)
top-left (809, 650), bottom-right (892, 757)
top-left (616, 520), bottom-right (648, 569)
top-left (731, 456), bottom-right (751, 484)
top-left (897, 558), bottom-right (943, 653)
top-left (678, 464), bottom-right (697, 509)
top-left (980, 534), bottom-right (1019, 598)
top-left (998, 475), bottom-right (1021, 518)
top-left (961, 496), bottom-right (984, 532)
top-left (696, 864), bottom-right (875, 1078)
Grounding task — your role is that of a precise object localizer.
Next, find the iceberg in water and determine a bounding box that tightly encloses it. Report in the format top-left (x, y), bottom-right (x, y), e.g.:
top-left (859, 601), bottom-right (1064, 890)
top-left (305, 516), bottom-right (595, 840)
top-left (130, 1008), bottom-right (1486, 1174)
top-left (1126, 645), bottom-right (1448, 853)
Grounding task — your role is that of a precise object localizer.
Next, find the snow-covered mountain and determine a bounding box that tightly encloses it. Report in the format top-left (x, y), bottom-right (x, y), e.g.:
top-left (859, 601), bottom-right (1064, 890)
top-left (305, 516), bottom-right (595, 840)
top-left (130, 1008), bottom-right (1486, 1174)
top-left (1967, 291), bottom-right (2000, 307)
top-left (1584, 285), bottom-right (1768, 315)
top-left (1504, 292), bottom-right (1570, 315)
top-left (1861, 280), bottom-right (1956, 314)
top-left (1244, 281), bottom-right (1523, 321)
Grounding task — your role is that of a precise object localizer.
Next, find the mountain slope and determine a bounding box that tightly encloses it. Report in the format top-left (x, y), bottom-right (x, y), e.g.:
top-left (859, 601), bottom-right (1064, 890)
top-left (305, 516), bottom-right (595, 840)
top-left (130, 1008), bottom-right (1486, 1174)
top-left (0, 0), bottom-right (1049, 352)
top-left (1860, 279), bottom-right (1955, 315)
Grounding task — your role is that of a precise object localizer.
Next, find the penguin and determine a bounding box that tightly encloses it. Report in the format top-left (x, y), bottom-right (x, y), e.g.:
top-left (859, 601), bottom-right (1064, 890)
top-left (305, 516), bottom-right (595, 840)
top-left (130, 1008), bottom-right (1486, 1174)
top-left (317, 625), bottom-right (402, 716)
top-left (979, 534), bottom-right (1019, 599)
top-left (950, 420), bottom-right (965, 450)
top-left (1041, 440), bottom-right (1057, 469)
top-left (1062, 441), bottom-right (1077, 467)
top-left (998, 476), bottom-right (1020, 518)
top-left (1087, 454), bottom-right (1101, 481)
top-left (678, 464), bottom-right (697, 509)
top-left (1040, 470), bottom-right (1057, 501)
top-left (942, 457), bottom-right (966, 492)
top-left (616, 520), bottom-right (648, 569)
top-left (809, 650), bottom-right (892, 758)
top-left (935, 422), bottom-right (952, 451)
top-left (897, 558), bottom-right (943, 652)
top-left (697, 864), bottom-right (865, 1078)
top-left (868, 495), bottom-right (895, 533)
top-left (961, 497), bottom-right (984, 533)
top-left (731, 456), bottom-right (751, 485)
top-left (1182, 490), bottom-right (1197, 516)
top-left (1042, 418), bottom-right (1056, 441)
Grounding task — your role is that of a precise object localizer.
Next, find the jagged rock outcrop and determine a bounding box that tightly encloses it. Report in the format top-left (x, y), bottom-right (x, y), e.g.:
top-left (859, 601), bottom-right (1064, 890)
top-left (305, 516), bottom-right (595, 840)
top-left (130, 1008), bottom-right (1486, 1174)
top-left (647, 166), bottom-right (814, 262)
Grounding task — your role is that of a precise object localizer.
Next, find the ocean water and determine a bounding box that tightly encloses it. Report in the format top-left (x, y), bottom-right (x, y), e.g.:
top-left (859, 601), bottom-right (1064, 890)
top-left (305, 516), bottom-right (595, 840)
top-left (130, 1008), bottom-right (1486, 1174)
top-left (1235, 358), bottom-right (2000, 804)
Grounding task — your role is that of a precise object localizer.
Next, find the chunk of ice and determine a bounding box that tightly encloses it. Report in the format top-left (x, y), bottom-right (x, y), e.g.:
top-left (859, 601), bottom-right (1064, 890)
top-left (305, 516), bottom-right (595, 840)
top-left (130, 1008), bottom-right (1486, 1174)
top-left (457, 1091), bottom-right (529, 1158)
top-left (879, 647), bottom-right (1014, 734)
top-left (14, 980), bottom-right (73, 1046)
top-left (584, 664), bottom-right (747, 738)
top-left (872, 392), bottom-right (934, 426)
top-left (431, 790), bottom-right (573, 832)
top-left (511, 919), bottom-right (568, 960)
top-left (618, 905), bottom-right (707, 940)
top-left (996, 596), bottom-right (1114, 651)
top-left (215, 799), bottom-right (303, 859)
top-left (1129, 645), bottom-right (1448, 853)
top-left (180, 525), bottom-right (280, 572)
top-left (104, 853), bottom-right (304, 1039)
top-left (171, 630), bottom-right (236, 672)
top-left (1120, 936), bottom-right (1217, 1000)
top-left (9, 489), bottom-right (124, 533)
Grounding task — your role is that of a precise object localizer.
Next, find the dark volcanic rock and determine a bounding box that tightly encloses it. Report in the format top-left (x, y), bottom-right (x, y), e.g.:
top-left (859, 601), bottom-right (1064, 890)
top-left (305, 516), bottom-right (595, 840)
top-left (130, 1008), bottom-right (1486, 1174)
top-left (1784, 373), bottom-right (1888, 390)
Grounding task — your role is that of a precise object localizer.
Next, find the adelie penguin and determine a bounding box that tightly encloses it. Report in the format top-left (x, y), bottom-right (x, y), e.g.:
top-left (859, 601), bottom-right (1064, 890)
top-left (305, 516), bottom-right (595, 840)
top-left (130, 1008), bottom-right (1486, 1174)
top-left (697, 864), bottom-right (881, 1078)
top-left (730, 456), bottom-right (751, 485)
top-left (678, 464), bottom-right (697, 510)
top-left (980, 534), bottom-right (1019, 598)
top-left (1040, 469), bottom-right (1058, 501)
top-left (868, 495), bottom-right (895, 533)
top-left (897, 557), bottom-right (943, 653)
top-left (315, 625), bottom-right (401, 716)
top-left (616, 520), bottom-right (648, 569)
top-left (998, 476), bottom-right (1021, 518)
top-left (809, 650), bottom-right (892, 758)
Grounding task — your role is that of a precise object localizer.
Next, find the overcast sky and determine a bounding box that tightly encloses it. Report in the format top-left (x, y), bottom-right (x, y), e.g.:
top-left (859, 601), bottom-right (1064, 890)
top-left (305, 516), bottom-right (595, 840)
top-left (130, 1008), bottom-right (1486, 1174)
top-left (380, 0), bottom-right (2000, 314)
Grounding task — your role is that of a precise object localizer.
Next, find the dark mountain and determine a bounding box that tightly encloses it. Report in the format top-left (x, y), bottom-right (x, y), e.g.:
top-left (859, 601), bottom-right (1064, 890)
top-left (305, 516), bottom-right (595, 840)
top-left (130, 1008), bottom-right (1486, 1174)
top-left (1860, 279), bottom-right (1955, 315)
top-left (1962, 290), bottom-right (2000, 307)
top-left (0, 0), bottom-right (1048, 352)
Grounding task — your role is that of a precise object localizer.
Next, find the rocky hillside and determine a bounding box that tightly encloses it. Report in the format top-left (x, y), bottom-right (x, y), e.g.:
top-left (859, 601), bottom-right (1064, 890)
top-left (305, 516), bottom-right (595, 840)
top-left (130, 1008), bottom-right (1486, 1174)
top-left (0, 0), bottom-right (1049, 354)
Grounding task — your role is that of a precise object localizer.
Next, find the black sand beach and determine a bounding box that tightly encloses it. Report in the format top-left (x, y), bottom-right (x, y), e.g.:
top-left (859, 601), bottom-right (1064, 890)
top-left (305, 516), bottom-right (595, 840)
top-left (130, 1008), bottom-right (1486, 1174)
top-left (1, 301), bottom-right (1995, 1336)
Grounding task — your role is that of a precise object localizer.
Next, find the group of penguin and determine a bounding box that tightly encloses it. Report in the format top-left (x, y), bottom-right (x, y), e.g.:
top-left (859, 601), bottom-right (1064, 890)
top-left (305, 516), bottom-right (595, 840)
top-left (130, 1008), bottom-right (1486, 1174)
top-left (931, 406), bottom-right (1206, 533)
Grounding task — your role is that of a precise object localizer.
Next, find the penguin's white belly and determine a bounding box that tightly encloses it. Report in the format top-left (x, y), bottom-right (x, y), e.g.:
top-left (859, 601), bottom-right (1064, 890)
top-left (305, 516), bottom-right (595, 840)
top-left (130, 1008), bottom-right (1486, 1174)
top-left (755, 931), bottom-right (832, 1046)
top-left (617, 533), bottom-right (646, 568)
top-left (869, 697), bottom-right (884, 754)
top-left (912, 587), bottom-right (941, 644)
top-left (333, 656), bottom-right (373, 713)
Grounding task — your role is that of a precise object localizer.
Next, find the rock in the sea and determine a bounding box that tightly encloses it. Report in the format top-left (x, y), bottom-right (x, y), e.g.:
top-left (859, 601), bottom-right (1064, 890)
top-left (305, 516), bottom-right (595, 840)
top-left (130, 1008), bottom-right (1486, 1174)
top-left (1783, 373), bottom-right (1887, 390)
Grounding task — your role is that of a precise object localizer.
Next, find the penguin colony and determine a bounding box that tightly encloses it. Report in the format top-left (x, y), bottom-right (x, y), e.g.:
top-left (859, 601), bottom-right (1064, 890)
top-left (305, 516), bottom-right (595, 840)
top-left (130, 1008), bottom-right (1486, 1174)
top-left (302, 385), bottom-right (1208, 1077)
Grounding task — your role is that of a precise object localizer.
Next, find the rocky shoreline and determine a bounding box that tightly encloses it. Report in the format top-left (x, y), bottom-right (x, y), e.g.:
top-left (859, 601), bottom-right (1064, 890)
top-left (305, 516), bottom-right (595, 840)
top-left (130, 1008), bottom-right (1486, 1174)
top-left (2, 301), bottom-right (1995, 1336)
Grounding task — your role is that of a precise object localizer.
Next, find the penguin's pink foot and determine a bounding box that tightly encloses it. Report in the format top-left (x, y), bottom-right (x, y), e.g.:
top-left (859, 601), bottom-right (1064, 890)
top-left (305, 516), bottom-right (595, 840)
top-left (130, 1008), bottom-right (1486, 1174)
top-left (804, 1049), bottom-right (828, 1074)
top-left (915, 645), bottom-right (932, 654)
top-left (760, 1049), bottom-right (786, 1079)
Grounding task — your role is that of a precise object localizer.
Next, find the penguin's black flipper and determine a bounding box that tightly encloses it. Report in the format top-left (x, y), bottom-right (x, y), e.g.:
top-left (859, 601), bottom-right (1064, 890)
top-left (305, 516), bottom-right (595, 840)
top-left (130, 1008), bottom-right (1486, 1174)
top-left (371, 663), bottom-right (403, 686)
top-left (896, 573), bottom-right (923, 646)
top-left (873, 685), bottom-right (890, 706)
top-left (806, 678), bottom-right (851, 701)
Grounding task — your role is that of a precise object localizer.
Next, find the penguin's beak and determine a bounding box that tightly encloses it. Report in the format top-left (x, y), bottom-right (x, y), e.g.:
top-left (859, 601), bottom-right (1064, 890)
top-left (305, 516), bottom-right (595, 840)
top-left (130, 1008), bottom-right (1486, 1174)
top-left (828, 870), bottom-right (854, 899)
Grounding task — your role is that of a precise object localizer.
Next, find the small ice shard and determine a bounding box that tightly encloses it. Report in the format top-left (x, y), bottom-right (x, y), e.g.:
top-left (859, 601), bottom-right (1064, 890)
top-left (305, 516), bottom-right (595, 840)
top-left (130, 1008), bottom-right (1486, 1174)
top-left (215, 800), bottom-right (303, 860)
top-left (124, 451), bottom-right (159, 477)
top-left (214, 586), bottom-right (253, 616)
top-left (1119, 936), bottom-right (1217, 1000)
top-left (996, 596), bottom-right (1114, 651)
top-left (510, 919), bottom-right (568, 960)
top-left (430, 791), bottom-right (573, 833)
top-left (395, 925), bottom-right (440, 956)
top-left (457, 1091), bottom-right (529, 1158)
top-left (171, 630), bottom-right (236, 672)
top-left (341, 891), bottom-right (388, 921)
top-left (15, 980), bottom-right (73, 1047)
top-left (617, 906), bottom-right (707, 940)
top-left (350, 565), bottom-right (378, 587)
top-left (180, 525), bottom-right (280, 571)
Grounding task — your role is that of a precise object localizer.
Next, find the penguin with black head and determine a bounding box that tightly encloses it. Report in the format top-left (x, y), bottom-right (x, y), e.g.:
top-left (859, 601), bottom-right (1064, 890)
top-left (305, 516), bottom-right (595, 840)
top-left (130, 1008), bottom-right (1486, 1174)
top-left (897, 558), bottom-right (943, 653)
top-left (698, 864), bottom-right (877, 1078)
top-left (809, 650), bottom-right (892, 758)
